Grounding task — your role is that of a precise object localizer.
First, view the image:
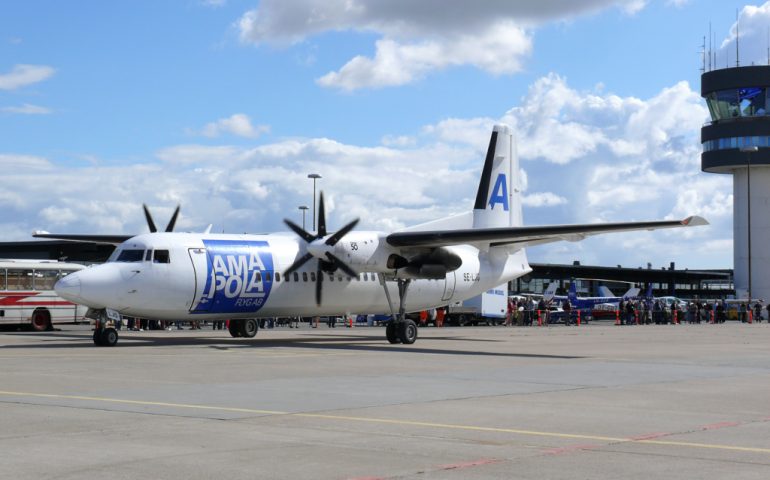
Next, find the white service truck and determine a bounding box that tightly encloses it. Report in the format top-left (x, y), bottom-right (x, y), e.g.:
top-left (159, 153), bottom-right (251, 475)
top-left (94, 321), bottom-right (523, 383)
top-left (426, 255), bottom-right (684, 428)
top-left (446, 284), bottom-right (508, 326)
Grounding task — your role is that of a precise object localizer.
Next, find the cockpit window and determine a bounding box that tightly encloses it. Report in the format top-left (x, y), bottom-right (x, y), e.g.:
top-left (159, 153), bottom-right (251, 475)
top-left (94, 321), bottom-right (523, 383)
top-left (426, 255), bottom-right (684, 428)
top-left (153, 250), bottom-right (170, 263)
top-left (116, 249), bottom-right (145, 262)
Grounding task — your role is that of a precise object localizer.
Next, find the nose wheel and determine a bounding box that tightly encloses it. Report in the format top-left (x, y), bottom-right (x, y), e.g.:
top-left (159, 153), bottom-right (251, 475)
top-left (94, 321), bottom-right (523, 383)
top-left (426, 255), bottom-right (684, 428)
top-left (92, 311), bottom-right (119, 346)
top-left (93, 327), bottom-right (118, 346)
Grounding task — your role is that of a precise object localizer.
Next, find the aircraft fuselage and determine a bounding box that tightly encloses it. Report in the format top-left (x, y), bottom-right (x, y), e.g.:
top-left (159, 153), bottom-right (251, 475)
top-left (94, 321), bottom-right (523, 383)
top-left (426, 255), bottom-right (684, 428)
top-left (56, 232), bottom-right (530, 320)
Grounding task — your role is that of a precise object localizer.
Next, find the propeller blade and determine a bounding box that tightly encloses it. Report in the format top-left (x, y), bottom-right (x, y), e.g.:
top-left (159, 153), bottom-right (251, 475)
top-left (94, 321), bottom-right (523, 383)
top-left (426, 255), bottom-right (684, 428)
top-left (325, 252), bottom-right (357, 278)
top-left (143, 204), bottom-right (158, 233)
top-left (165, 205), bottom-right (180, 232)
top-left (315, 261), bottom-right (323, 305)
top-left (325, 218), bottom-right (360, 246)
top-left (317, 191), bottom-right (326, 238)
top-left (284, 252), bottom-right (314, 277)
top-left (284, 219), bottom-right (316, 243)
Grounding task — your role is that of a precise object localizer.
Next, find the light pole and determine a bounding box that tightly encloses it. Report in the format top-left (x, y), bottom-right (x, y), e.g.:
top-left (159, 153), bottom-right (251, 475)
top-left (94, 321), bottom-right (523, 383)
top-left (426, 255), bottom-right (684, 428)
top-left (298, 205), bottom-right (308, 230)
top-left (307, 173), bottom-right (322, 231)
top-left (740, 145), bottom-right (758, 300)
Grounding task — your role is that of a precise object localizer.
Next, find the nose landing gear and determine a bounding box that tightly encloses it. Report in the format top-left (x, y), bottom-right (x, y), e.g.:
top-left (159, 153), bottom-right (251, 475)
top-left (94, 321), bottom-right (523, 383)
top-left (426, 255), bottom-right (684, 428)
top-left (91, 309), bottom-right (119, 346)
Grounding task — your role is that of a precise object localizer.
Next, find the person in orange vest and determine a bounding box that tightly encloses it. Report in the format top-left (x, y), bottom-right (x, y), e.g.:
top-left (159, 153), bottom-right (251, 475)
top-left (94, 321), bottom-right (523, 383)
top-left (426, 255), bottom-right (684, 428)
top-left (436, 307), bottom-right (445, 327)
top-left (419, 310), bottom-right (428, 326)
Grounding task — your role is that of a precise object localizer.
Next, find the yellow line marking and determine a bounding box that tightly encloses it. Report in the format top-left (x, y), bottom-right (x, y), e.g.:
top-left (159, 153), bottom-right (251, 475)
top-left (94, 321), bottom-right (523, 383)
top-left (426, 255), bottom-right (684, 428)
top-left (1, 390), bottom-right (768, 454)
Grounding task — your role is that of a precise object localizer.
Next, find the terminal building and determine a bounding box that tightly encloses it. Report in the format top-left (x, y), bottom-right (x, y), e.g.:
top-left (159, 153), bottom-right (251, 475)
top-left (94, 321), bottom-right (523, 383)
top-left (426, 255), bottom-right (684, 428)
top-left (701, 65), bottom-right (770, 300)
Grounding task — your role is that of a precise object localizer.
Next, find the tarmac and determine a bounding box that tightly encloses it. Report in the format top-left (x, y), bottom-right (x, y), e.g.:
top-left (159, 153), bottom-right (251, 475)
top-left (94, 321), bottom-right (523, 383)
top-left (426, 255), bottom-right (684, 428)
top-left (1, 322), bottom-right (769, 479)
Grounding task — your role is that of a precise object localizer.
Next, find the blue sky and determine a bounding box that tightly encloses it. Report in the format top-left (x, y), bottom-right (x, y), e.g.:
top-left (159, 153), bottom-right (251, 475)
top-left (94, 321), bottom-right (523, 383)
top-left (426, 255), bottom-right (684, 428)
top-left (0, 0), bottom-right (764, 269)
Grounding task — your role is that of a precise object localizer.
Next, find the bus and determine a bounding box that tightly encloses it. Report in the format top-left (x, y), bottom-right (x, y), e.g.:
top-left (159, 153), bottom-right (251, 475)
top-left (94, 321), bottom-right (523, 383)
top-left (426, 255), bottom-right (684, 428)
top-left (0, 260), bottom-right (88, 331)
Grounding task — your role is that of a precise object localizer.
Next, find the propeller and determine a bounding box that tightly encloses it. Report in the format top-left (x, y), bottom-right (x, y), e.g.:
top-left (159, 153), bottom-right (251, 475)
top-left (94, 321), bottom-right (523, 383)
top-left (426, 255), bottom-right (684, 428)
top-left (283, 192), bottom-right (359, 305)
top-left (143, 204), bottom-right (180, 233)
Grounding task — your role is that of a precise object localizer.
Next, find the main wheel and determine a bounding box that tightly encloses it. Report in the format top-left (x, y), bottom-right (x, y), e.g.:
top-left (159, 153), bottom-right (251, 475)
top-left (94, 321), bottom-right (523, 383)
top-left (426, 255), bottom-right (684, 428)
top-left (228, 320), bottom-right (243, 337)
top-left (100, 328), bottom-right (118, 347)
top-left (93, 329), bottom-right (104, 346)
top-left (398, 319), bottom-right (418, 345)
top-left (31, 310), bottom-right (51, 332)
top-left (240, 318), bottom-right (258, 338)
top-left (385, 322), bottom-right (400, 344)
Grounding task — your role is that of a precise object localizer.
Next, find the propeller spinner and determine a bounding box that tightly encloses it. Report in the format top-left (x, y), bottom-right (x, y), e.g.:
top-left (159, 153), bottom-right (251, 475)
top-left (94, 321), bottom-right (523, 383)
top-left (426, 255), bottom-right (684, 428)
top-left (283, 192), bottom-right (359, 305)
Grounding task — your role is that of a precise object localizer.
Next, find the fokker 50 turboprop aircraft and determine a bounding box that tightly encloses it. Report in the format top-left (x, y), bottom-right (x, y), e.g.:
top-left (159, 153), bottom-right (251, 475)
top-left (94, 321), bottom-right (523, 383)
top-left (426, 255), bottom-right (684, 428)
top-left (37, 125), bottom-right (707, 347)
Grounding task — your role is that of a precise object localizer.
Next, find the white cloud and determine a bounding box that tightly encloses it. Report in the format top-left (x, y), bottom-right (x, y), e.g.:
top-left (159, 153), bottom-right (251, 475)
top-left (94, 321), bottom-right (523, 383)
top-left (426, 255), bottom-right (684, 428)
top-left (317, 23), bottom-right (532, 90)
top-left (522, 192), bottom-right (567, 207)
top-left (0, 154), bottom-right (53, 170)
top-left (1, 103), bottom-right (52, 115)
top-left (201, 0), bottom-right (226, 7)
top-left (200, 114), bottom-right (270, 139)
top-left (381, 134), bottom-right (416, 147)
top-left (238, 0), bottom-right (649, 90)
top-left (718, 2), bottom-right (770, 67)
top-left (0, 64), bottom-right (55, 90)
top-left (3, 74), bottom-right (729, 269)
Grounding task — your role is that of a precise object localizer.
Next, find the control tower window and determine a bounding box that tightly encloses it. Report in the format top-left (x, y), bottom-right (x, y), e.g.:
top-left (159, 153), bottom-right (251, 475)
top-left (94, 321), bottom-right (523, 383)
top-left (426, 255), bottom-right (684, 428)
top-left (706, 88), bottom-right (768, 121)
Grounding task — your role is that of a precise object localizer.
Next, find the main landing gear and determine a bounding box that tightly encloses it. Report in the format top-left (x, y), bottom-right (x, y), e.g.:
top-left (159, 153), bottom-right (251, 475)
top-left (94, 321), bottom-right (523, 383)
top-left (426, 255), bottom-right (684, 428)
top-left (380, 277), bottom-right (418, 345)
top-left (227, 319), bottom-right (259, 338)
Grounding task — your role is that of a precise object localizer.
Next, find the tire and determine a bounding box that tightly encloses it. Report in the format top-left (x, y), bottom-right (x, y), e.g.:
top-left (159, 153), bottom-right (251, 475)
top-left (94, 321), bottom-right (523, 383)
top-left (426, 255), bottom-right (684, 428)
top-left (386, 322), bottom-right (400, 344)
top-left (398, 319), bottom-right (418, 345)
top-left (31, 310), bottom-right (51, 332)
top-left (228, 320), bottom-right (243, 337)
top-left (93, 329), bottom-right (104, 346)
top-left (240, 318), bottom-right (258, 338)
top-left (101, 328), bottom-right (118, 347)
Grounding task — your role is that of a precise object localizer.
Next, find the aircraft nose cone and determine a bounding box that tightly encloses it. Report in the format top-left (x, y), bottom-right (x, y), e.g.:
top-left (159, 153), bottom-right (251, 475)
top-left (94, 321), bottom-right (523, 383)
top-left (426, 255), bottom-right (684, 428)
top-left (55, 273), bottom-right (81, 302)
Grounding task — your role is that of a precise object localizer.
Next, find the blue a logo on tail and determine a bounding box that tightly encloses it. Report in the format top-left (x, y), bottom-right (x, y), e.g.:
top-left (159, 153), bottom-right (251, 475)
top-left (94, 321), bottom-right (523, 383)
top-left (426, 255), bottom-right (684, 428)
top-left (488, 173), bottom-right (509, 211)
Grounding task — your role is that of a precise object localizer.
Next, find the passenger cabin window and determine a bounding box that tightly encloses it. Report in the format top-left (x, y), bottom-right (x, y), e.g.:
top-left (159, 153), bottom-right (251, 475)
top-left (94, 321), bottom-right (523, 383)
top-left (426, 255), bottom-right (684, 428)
top-left (153, 250), bottom-right (170, 263)
top-left (275, 272), bottom-right (280, 282)
top-left (310, 272), bottom-right (316, 282)
top-left (302, 272), bottom-right (308, 282)
top-left (116, 249), bottom-right (145, 262)
top-left (6, 269), bottom-right (32, 290)
top-left (255, 272), bottom-right (262, 282)
top-left (265, 272), bottom-right (272, 282)
top-left (34, 269), bottom-right (59, 291)
top-left (293, 272), bottom-right (299, 282)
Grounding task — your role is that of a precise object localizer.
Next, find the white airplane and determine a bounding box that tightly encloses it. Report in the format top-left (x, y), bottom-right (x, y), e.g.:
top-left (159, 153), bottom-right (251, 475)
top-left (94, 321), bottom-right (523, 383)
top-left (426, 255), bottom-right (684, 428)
top-left (37, 125), bottom-right (707, 347)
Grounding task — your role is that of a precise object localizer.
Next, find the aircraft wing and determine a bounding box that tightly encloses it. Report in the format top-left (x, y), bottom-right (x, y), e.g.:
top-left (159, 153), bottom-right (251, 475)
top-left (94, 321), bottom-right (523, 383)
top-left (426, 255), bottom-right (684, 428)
top-left (32, 232), bottom-right (133, 245)
top-left (386, 216), bottom-right (708, 248)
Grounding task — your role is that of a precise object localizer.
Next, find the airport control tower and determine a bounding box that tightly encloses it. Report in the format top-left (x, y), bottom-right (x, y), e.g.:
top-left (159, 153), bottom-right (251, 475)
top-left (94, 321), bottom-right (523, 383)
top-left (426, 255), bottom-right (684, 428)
top-left (702, 66), bottom-right (770, 300)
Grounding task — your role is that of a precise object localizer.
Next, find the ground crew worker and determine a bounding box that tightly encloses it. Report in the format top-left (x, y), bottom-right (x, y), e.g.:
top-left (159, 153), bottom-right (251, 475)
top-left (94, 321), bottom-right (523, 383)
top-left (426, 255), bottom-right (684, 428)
top-left (436, 307), bottom-right (445, 327)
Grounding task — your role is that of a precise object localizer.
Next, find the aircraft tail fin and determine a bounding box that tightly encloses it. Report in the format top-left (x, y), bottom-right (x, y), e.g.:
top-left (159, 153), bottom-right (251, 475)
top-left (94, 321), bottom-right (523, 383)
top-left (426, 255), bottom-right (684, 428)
top-left (568, 282), bottom-right (578, 302)
top-left (472, 125), bottom-right (522, 229)
top-left (598, 285), bottom-right (614, 297)
top-left (543, 283), bottom-right (558, 301)
top-left (622, 287), bottom-right (640, 299)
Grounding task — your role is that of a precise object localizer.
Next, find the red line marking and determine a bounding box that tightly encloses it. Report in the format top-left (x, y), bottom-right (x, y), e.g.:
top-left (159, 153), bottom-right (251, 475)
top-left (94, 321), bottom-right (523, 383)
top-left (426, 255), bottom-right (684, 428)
top-left (438, 458), bottom-right (502, 470)
top-left (700, 422), bottom-right (739, 431)
top-left (543, 444), bottom-right (599, 456)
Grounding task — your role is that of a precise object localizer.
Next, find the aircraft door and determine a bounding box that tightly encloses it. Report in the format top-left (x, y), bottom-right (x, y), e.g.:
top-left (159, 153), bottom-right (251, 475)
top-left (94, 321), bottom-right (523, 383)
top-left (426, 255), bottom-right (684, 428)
top-left (442, 271), bottom-right (456, 302)
top-left (188, 247), bottom-right (212, 312)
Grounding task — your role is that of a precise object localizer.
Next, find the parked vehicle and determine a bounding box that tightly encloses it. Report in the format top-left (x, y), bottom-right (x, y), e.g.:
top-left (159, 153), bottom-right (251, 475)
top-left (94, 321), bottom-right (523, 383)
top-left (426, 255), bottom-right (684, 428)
top-left (446, 284), bottom-right (508, 326)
